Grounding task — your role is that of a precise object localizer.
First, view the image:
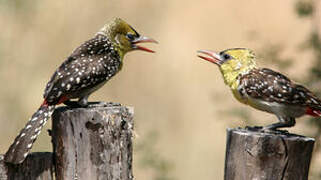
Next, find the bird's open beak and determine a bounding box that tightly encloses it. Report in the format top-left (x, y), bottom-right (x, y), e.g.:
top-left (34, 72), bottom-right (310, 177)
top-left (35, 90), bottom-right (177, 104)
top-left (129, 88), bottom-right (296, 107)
top-left (132, 36), bottom-right (158, 53)
top-left (197, 50), bottom-right (223, 65)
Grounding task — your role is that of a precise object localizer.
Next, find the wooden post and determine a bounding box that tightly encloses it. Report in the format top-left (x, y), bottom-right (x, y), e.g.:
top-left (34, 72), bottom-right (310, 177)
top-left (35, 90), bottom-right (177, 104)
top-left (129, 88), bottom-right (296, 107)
top-left (224, 127), bottom-right (315, 180)
top-left (51, 102), bottom-right (134, 180)
top-left (0, 152), bottom-right (54, 180)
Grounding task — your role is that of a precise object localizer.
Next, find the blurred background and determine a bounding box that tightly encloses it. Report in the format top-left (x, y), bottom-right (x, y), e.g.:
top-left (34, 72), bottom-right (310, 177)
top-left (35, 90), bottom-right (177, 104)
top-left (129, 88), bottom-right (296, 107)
top-left (0, 0), bottom-right (321, 179)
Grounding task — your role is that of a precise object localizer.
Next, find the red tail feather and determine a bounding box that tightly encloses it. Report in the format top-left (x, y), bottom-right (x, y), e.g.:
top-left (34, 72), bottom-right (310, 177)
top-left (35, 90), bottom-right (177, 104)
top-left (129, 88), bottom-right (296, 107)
top-left (306, 107), bottom-right (321, 117)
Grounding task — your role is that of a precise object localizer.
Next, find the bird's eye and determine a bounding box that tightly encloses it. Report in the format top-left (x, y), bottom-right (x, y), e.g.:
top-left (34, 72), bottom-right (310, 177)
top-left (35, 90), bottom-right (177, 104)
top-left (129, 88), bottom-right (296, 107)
top-left (126, 34), bottom-right (135, 41)
top-left (223, 54), bottom-right (231, 60)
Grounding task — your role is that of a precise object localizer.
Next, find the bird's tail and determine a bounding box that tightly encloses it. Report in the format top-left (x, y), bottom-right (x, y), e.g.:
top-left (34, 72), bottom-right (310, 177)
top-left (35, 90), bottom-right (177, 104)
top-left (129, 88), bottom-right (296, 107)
top-left (306, 107), bottom-right (321, 117)
top-left (4, 103), bottom-right (55, 164)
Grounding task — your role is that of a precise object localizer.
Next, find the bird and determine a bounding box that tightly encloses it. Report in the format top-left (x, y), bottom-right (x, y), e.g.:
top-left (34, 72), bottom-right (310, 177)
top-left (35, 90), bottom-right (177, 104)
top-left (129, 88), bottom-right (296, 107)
top-left (4, 17), bottom-right (157, 164)
top-left (197, 48), bottom-right (321, 131)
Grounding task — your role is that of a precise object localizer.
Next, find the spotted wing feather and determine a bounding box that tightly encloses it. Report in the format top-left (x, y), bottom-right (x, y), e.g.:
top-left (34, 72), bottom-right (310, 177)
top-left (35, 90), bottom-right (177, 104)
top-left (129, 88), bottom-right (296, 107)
top-left (44, 34), bottom-right (121, 104)
top-left (239, 68), bottom-right (321, 109)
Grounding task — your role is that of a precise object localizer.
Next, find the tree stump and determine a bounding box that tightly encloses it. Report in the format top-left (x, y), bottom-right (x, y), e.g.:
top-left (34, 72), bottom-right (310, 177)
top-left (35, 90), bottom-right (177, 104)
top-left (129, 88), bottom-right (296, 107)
top-left (0, 152), bottom-right (54, 180)
top-left (224, 127), bottom-right (315, 180)
top-left (51, 102), bottom-right (134, 180)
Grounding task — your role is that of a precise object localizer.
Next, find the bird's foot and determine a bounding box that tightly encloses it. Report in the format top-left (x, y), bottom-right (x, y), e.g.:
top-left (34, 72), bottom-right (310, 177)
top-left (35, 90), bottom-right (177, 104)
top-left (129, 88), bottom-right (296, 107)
top-left (86, 101), bottom-right (122, 108)
top-left (64, 100), bottom-right (87, 108)
top-left (261, 125), bottom-right (289, 134)
top-left (64, 100), bottom-right (122, 108)
top-left (245, 125), bottom-right (289, 134)
top-left (245, 126), bottom-right (264, 132)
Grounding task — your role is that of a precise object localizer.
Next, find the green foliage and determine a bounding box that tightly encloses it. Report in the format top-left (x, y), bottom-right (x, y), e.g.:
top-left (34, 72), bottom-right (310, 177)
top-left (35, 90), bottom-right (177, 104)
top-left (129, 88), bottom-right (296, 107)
top-left (0, 0), bottom-right (37, 12)
top-left (295, 0), bottom-right (314, 17)
top-left (135, 131), bottom-right (176, 180)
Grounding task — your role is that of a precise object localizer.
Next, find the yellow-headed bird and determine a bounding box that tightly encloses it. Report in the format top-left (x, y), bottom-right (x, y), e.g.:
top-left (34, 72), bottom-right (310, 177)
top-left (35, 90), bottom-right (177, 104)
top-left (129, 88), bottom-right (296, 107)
top-left (198, 48), bottom-right (321, 131)
top-left (5, 18), bottom-right (157, 164)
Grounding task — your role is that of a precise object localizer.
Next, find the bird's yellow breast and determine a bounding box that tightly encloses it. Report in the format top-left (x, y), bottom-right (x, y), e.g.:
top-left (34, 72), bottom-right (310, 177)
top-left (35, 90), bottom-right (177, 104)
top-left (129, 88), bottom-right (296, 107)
top-left (231, 88), bottom-right (248, 105)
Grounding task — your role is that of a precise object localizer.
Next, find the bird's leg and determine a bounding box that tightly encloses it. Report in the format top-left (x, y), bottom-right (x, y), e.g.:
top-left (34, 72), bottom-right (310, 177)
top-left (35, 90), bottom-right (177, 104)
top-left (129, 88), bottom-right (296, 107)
top-left (79, 95), bottom-right (112, 107)
top-left (63, 100), bottom-right (82, 108)
top-left (263, 117), bottom-right (296, 131)
top-left (78, 95), bottom-right (89, 107)
top-left (63, 95), bottom-right (89, 108)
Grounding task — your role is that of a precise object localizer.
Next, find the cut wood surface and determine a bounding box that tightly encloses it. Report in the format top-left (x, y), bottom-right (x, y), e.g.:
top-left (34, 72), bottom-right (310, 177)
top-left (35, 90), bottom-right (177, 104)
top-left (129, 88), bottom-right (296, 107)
top-left (224, 127), bottom-right (315, 180)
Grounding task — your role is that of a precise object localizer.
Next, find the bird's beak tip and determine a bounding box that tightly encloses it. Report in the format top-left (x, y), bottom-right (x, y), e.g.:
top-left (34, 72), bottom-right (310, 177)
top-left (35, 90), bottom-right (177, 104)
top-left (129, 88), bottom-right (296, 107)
top-left (132, 36), bottom-right (157, 53)
top-left (197, 49), bottom-right (221, 65)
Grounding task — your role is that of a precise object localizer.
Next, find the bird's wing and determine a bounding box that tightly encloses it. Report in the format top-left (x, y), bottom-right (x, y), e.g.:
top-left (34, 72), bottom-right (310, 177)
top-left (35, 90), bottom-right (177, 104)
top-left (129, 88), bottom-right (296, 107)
top-left (239, 68), bottom-right (321, 109)
top-left (43, 35), bottom-right (120, 104)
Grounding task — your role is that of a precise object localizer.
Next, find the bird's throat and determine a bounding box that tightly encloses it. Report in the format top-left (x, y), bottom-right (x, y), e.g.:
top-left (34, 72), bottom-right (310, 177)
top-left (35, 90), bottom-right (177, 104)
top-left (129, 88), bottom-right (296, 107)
top-left (220, 65), bottom-right (256, 90)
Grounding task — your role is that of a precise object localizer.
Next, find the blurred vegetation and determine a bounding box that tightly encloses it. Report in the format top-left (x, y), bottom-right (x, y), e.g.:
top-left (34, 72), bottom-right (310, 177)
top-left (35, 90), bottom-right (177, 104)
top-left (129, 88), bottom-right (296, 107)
top-left (0, 0), bottom-right (33, 10)
top-left (295, 0), bottom-right (321, 179)
top-left (135, 131), bottom-right (176, 180)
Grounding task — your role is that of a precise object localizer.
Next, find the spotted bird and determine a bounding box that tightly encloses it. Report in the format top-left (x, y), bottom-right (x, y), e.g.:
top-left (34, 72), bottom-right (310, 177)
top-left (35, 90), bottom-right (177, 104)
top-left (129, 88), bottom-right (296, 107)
top-left (198, 48), bottom-right (321, 130)
top-left (5, 18), bottom-right (157, 164)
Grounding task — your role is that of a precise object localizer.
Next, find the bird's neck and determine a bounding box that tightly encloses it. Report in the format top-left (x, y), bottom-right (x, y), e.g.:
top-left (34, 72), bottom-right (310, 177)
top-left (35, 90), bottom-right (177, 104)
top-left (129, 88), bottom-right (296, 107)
top-left (221, 64), bottom-right (256, 90)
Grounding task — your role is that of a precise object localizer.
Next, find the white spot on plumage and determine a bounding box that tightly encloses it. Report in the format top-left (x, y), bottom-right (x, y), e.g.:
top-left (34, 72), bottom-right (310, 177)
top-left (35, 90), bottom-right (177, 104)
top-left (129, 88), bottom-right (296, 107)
top-left (31, 135), bottom-right (37, 140)
top-left (24, 152), bottom-right (28, 158)
top-left (26, 125), bottom-right (32, 129)
top-left (66, 84), bottom-right (71, 90)
top-left (76, 77), bottom-right (80, 84)
top-left (311, 98), bottom-right (319, 104)
top-left (20, 133), bottom-right (26, 137)
top-left (299, 92), bottom-right (305, 97)
top-left (27, 143), bottom-right (32, 148)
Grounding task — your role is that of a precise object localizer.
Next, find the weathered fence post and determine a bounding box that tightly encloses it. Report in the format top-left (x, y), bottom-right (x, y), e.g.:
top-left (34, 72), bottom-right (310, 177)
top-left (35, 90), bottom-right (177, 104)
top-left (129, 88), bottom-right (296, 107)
top-left (0, 102), bottom-right (133, 180)
top-left (224, 127), bottom-right (315, 180)
top-left (0, 152), bottom-right (54, 180)
top-left (51, 102), bottom-right (134, 180)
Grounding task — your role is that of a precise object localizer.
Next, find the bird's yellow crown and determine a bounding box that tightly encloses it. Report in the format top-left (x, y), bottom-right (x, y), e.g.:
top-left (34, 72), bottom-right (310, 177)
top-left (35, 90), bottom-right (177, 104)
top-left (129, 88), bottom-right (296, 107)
top-left (98, 18), bottom-right (140, 57)
top-left (219, 48), bottom-right (257, 89)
